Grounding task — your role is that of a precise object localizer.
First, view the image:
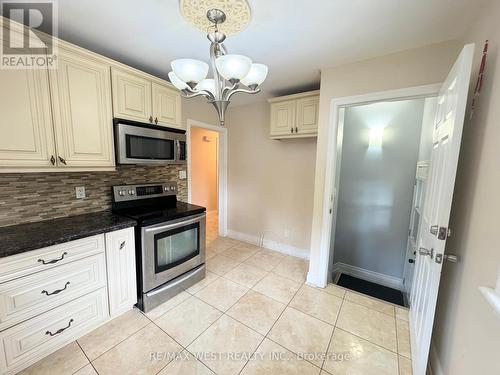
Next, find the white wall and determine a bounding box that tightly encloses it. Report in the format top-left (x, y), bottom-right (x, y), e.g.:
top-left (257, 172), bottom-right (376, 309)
top-left (308, 39), bottom-right (464, 284)
top-left (430, 1), bottom-right (500, 373)
top-left (225, 101), bottom-right (317, 257)
top-left (333, 99), bottom-right (424, 279)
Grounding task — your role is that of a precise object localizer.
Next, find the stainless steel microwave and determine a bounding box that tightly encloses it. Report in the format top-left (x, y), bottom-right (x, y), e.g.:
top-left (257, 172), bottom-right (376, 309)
top-left (115, 121), bottom-right (186, 165)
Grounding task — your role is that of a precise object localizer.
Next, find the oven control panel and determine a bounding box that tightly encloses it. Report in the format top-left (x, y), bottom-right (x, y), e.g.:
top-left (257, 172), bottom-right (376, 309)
top-left (112, 182), bottom-right (177, 202)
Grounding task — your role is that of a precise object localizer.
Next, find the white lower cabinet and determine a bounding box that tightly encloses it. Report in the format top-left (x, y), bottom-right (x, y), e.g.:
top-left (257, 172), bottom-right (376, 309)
top-left (105, 228), bottom-right (137, 317)
top-left (0, 253), bottom-right (107, 331)
top-left (0, 288), bottom-right (109, 374)
top-left (0, 227), bottom-right (137, 374)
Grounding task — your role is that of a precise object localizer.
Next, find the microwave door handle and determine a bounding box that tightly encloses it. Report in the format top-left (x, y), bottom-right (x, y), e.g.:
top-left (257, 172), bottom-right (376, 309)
top-left (176, 140), bottom-right (181, 161)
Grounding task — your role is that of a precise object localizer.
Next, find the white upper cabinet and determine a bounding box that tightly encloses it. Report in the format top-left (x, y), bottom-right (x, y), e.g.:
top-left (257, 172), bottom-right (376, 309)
top-left (269, 90), bottom-right (320, 139)
top-left (111, 67), bottom-right (152, 123)
top-left (152, 82), bottom-right (182, 128)
top-left (296, 96), bottom-right (320, 135)
top-left (49, 43), bottom-right (115, 168)
top-left (0, 18), bottom-right (184, 172)
top-left (111, 68), bottom-right (183, 129)
top-left (0, 68), bottom-right (56, 170)
top-left (270, 100), bottom-right (296, 136)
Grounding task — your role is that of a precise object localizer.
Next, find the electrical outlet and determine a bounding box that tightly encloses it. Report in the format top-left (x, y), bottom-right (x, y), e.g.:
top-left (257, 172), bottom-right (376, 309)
top-left (179, 170), bottom-right (187, 179)
top-left (75, 186), bottom-right (86, 199)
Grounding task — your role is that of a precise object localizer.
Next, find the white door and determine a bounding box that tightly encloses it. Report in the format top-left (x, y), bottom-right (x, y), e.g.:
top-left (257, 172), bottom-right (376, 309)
top-left (409, 44), bottom-right (474, 375)
top-left (111, 67), bottom-right (152, 123)
top-left (105, 228), bottom-right (137, 317)
top-left (295, 96), bottom-right (319, 135)
top-left (0, 68), bottom-right (56, 170)
top-left (270, 100), bottom-right (296, 136)
top-left (49, 44), bottom-right (115, 168)
top-left (152, 82), bottom-right (182, 128)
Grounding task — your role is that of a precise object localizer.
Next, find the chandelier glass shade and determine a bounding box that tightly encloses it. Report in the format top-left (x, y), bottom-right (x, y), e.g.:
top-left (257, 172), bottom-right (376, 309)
top-left (169, 8), bottom-right (268, 126)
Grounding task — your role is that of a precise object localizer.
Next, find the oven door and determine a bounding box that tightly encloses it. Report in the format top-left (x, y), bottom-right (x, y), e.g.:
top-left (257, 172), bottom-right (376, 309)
top-left (115, 122), bottom-right (186, 165)
top-left (141, 213), bottom-right (206, 292)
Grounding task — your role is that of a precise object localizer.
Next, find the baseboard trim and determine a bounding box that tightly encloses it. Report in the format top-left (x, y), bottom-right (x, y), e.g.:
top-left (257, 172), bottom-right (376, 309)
top-left (226, 229), bottom-right (309, 259)
top-left (332, 262), bottom-right (404, 290)
top-left (428, 341), bottom-right (444, 375)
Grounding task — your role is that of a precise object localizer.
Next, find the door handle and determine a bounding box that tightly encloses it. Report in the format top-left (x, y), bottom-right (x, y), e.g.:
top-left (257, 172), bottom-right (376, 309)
top-left (408, 259), bottom-right (415, 264)
top-left (295, 126), bottom-right (298, 133)
top-left (430, 225), bottom-right (438, 235)
top-left (290, 127), bottom-right (294, 133)
top-left (443, 254), bottom-right (458, 263)
top-left (58, 156), bottom-right (67, 165)
top-left (419, 247), bottom-right (434, 259)
top-left (155, 117), bottom-right (158, 124)
top-left (149, 116), bottom-right (153, 123)
top-left (50, 155), bottom-right (56, 165)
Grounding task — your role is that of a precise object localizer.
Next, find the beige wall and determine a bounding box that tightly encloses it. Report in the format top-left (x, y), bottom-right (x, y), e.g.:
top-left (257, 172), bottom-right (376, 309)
top-left (182, 96), bottom-right (220, 127)
top-left (431, 1), bottom-right (500, 373)
top-left (226, 101), bottom-right (317, 255)
top-left (190, 127), bottom-right (219, 212)
top-left (308, 39), bottom-right (464, 281)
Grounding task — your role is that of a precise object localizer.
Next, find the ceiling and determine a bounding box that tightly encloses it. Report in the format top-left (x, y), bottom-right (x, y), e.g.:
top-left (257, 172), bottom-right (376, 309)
top-left (55, 0), bottom-right (484, 106)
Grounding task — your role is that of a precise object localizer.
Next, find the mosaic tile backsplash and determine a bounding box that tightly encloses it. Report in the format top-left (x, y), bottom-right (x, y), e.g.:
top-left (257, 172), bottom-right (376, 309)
top-left (0, 165), bottom-right (187, 227)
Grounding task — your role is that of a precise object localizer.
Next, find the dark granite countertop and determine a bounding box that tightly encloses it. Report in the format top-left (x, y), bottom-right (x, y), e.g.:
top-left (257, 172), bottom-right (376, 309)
top-left (0, 211), bottom-right (137, 258)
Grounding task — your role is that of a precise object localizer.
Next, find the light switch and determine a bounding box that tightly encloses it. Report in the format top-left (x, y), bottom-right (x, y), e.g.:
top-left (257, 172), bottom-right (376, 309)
top-left (75, 186), bottom-right (86, 199)
top-left (179, 170), bottom-right (187, 179)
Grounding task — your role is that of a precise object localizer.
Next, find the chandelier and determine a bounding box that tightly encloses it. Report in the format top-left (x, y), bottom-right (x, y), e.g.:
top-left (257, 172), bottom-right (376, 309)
top-left (168, 8), bottom-right (268, 126)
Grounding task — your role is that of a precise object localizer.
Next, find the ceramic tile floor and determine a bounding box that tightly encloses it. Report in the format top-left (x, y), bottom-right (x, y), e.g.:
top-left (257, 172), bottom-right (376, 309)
top-left (21, 226), bottom-right (412, 375)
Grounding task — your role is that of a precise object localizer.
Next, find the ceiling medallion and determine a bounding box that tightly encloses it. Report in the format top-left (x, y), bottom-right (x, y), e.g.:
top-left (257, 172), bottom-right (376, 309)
top-left (179, 0), bottom-right (251, 35)
top-left (169, 8), bottom-right (267, 126)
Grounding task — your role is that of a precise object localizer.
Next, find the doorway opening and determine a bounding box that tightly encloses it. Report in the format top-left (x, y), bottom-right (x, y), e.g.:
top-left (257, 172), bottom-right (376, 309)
top-left (330, 97), bottom-right (438, 306)
top-left (309, 45), bottom-right (473, 375)
top-left (187, 119), bottom-right (228, 240)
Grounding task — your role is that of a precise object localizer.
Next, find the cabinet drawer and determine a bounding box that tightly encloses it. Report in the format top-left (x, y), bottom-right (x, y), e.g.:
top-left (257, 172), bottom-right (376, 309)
top-left (0, 234), bottom-right (105, 283)
top-left (0, 288), bottom-right (108, 374)
top-left (0, 253), bottom-right (106, 330)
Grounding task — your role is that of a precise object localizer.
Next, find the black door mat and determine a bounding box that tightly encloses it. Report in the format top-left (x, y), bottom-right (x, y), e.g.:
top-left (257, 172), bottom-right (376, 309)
top-left (337, 273), bottom-right (405, 306)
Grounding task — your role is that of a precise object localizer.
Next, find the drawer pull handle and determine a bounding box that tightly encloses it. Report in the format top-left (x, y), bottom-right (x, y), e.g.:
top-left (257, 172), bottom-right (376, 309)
top-left (45, 318), bottom-right (74, 337)
top-left (119, 241), bottom-right (126, 250)
top-left (41, 281), bottom-right (70, 296)
top-left (38, 252), bottom-right (67, 265)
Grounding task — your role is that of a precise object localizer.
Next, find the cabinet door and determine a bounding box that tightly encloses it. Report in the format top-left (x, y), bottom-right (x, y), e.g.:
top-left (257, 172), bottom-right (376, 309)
top-left (0, 69), bottom-right (56, 170)
top-left (111, 67), bottom-right (152, 123)
top-left (296, 96), bottom-right (319, 135)
top-left (105, 228), bottom-right (137, 317)
top-left (152, 82), bottom-right (182, 128)
top-left (270, 100), bottom-right (296, 136)
top-left (49, 45), bottom-right (115, 168)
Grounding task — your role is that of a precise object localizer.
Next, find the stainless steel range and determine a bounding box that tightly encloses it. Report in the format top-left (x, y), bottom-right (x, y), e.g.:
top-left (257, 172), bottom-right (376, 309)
top-left (112, 182), bottom-right (206, 312)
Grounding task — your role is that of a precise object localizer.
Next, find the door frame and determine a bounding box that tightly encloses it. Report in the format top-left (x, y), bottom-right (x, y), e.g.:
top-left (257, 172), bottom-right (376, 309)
top-left (186, 119), bottom-right (228, 237)
top-left (310, 83), bottom-right (442, 288)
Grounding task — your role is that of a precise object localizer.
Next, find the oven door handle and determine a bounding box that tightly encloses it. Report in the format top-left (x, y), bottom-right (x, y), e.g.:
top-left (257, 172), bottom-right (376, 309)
top-left (143, 213), bottom-right (206, 234)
